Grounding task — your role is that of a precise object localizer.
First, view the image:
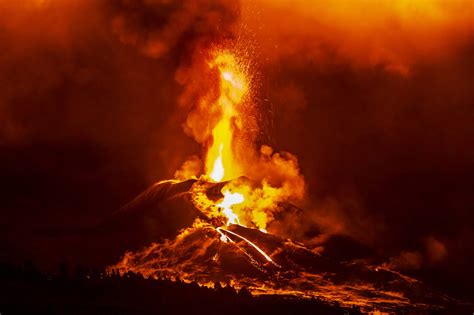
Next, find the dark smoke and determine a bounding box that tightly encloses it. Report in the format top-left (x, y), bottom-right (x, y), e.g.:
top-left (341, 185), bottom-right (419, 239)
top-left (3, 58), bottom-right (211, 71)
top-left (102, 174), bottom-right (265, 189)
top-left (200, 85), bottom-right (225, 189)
top-left (109, 0), bottom-right (240, 60)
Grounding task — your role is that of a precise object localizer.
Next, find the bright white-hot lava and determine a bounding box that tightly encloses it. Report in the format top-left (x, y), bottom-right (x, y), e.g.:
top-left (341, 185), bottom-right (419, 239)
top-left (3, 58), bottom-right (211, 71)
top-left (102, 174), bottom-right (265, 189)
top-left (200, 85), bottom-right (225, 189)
top-left (216, 190), bottom-right (244, 226)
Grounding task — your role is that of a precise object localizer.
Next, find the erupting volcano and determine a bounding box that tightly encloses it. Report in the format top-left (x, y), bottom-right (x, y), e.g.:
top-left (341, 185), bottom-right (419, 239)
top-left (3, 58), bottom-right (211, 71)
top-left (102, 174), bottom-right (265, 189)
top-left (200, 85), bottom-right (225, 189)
top-left (1, 1), bottom-right (474, 314)
top-left (104, 50), bottom-right (460, 314)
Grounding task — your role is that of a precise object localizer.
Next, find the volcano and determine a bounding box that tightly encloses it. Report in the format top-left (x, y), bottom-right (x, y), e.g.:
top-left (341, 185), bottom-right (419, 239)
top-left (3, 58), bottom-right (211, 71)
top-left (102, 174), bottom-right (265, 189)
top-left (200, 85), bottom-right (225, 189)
top-left (103, 179), bottom-right (463, 314)
top-left (96, 49), bottom-right (468, 314)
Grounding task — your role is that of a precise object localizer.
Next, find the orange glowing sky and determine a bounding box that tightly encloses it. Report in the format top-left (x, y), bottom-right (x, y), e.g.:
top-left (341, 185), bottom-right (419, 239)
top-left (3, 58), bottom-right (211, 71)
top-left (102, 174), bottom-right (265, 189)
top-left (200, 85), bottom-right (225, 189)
top-left (242, 0), bottom-right (473, 74)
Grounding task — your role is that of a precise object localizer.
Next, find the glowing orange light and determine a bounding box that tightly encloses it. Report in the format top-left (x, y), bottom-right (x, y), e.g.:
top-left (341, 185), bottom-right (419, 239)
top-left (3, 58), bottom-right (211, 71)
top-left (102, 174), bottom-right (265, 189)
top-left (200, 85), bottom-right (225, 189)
top-left (205, 52), bottom-right (248, 182)
top-left (216, 189), bottom-right (244, 225)
top-left (209, 144), bottom-right (225, 182)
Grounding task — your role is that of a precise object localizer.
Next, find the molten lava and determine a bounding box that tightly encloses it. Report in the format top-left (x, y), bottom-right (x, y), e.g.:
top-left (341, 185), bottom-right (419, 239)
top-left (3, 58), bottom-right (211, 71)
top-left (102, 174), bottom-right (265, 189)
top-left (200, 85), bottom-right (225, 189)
top-left (216, 189), bottom-right (244, 226)
top-left (205, 52), bottom-right (247, 183)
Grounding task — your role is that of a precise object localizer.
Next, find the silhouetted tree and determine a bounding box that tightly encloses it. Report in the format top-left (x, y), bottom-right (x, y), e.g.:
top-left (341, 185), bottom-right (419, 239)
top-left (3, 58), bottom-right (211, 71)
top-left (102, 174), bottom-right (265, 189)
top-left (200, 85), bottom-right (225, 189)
top-left (74, 264), bottom-right (85, 280)
top-left (238, 286), bottom-right (252, 299)
top-left (58, 261), bottom-right (69, 280)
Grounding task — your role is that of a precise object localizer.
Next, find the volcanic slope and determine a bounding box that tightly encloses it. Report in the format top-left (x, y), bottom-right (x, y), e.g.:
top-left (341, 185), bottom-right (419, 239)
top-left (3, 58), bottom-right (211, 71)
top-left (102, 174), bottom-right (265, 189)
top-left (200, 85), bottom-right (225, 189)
top-left (105, 179), bottom-right (462, 313)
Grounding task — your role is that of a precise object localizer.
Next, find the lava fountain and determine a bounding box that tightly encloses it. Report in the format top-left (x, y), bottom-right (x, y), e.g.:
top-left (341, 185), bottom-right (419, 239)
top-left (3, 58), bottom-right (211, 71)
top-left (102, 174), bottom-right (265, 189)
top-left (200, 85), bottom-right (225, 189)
top-left (206, 52), bottom-right (247, 183)
top-left (203, 52), bottom-right (248, 226)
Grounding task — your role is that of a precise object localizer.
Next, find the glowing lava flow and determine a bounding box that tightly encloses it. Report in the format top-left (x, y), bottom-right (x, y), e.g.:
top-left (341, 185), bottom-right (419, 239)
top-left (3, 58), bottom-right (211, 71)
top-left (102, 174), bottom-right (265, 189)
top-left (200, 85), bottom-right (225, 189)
top-left (216, 227), bottom-right (278, 266)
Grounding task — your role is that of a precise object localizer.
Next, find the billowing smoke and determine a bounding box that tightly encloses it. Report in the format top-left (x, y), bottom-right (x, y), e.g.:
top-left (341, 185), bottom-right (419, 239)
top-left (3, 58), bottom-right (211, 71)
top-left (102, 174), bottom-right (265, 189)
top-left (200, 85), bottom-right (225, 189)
top-left (382, 237), bottom-right (448, 271)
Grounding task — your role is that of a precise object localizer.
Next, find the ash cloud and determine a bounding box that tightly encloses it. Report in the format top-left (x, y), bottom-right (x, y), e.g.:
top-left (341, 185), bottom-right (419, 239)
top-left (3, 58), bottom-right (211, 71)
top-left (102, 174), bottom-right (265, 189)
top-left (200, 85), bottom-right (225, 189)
top-left (109, 0), bottom-right (240, 60)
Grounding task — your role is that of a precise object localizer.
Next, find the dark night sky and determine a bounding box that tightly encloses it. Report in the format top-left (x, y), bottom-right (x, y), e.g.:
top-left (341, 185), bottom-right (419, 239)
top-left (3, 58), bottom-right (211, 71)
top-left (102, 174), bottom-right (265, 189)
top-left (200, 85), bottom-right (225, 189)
top-left (0, 0), bottom-right (473, 300)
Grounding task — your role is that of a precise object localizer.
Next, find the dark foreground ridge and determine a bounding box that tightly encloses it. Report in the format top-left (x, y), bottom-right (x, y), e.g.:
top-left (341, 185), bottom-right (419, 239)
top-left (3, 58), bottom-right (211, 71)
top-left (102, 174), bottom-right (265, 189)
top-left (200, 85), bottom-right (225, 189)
top-left (0, 262), bottom-right (364, 315)
top-left (0, 262), bottom-right (471, 315)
